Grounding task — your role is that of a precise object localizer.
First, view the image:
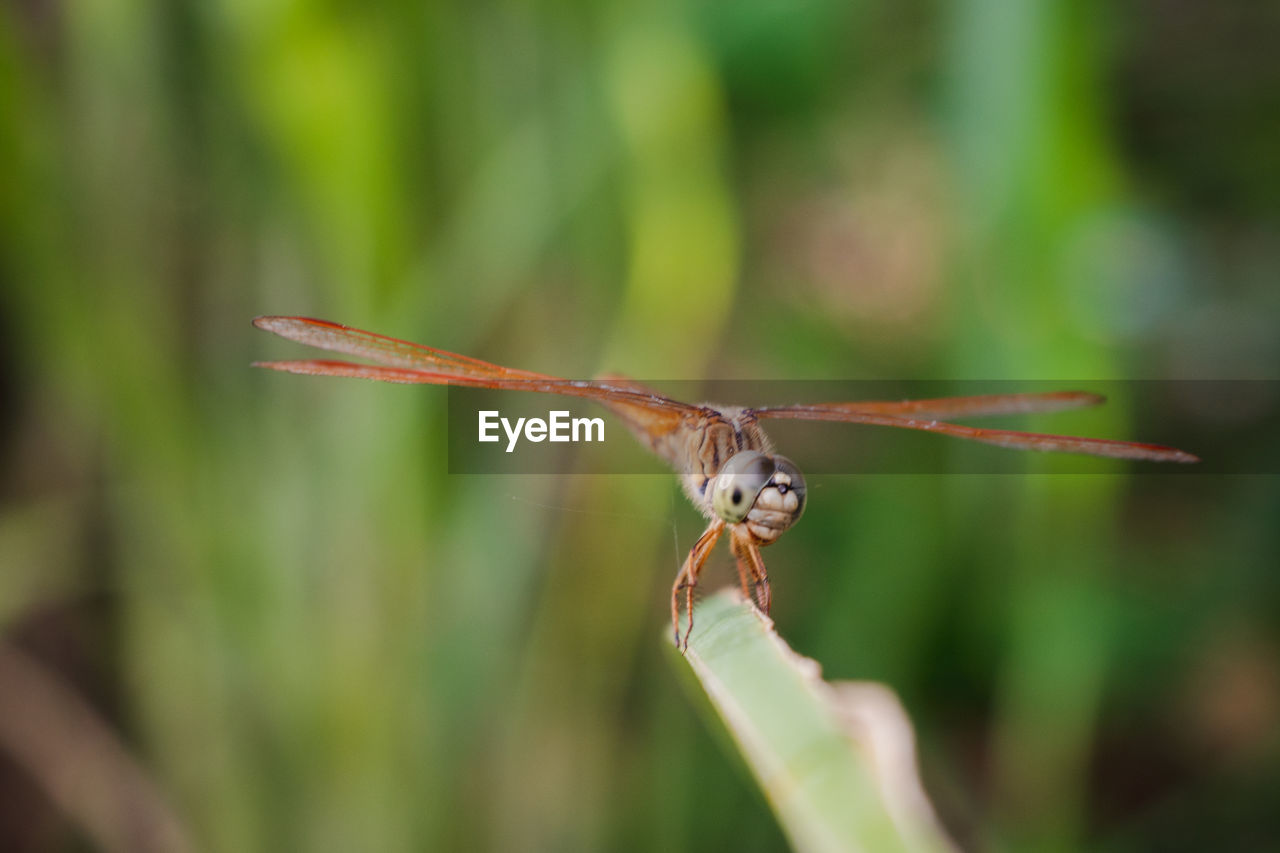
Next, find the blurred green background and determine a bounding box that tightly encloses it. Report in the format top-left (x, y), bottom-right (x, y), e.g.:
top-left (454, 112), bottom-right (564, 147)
top-left (2, 0), bottom-right (1278, 850)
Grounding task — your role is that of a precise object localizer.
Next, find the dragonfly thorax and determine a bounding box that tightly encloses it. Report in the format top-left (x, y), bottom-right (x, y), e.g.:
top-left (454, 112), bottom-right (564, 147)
top-left (667, 407), bottom-right (805, 544)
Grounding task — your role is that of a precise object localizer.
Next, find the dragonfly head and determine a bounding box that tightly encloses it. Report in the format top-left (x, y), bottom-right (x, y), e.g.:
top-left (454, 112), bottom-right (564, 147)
top-left (711, 450), bottom-right (806, 542)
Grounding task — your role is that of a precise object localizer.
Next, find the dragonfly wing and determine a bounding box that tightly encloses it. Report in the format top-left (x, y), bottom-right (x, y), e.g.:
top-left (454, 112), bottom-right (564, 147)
top-left (253, 316), bottom-right (549, 380)
top-left (594, 373), bottom-right (669, 397)
top-left (764, 391), bottom-right (1106, 419)
top-left (750, 405), bottom-right (1198, 463)
top-left (254, 317), bottom-right (707, 448)
top-left (254, 358), bottom-right (700, 415)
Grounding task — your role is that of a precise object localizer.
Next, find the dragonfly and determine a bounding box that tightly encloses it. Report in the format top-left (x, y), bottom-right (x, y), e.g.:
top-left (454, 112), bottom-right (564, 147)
top-left (253, 316), bottom-right (1198, 648)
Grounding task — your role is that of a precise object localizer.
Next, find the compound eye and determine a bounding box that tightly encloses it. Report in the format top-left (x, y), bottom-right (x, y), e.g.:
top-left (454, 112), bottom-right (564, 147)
top-left (712, 451), bottom-right (775, 523)
top-left (770, 455), bottom-right (807, 523)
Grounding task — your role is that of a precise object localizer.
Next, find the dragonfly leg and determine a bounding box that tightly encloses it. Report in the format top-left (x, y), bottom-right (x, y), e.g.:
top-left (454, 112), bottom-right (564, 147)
top-left (731, 541), bottom-right (755, 602)
top-left (671, 520), bottom-right (724, 650)
top-left (732, 530), bottom-right (771, 614)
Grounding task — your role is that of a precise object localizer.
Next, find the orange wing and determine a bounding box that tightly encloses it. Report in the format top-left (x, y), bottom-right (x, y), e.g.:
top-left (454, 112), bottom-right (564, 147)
top-left (254, 316), bottom-right (550, 380)
top-left (254, 318), bottom-right (1198, 464)
top-left (750, 399), bottom-right (1198, 463)
top-left (252, 316), bottom-right (700, 424)
top-left (773, 391), bottom-right (1105, 419)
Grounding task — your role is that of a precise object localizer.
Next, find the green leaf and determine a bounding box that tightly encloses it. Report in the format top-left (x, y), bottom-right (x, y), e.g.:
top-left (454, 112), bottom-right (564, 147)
top-left (673, 589), bottom-right (957, 853)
